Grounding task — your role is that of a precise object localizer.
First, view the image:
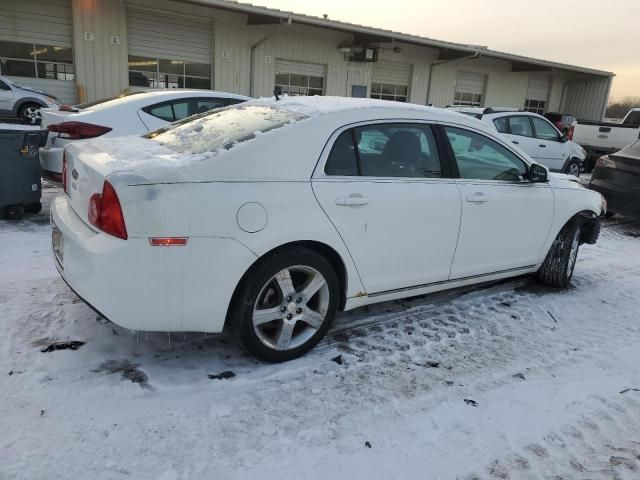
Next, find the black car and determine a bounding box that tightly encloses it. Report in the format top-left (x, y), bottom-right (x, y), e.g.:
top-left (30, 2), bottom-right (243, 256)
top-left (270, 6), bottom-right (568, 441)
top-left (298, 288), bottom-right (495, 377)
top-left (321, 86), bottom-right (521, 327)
top-left (589, 140), bottom-right (640, 219)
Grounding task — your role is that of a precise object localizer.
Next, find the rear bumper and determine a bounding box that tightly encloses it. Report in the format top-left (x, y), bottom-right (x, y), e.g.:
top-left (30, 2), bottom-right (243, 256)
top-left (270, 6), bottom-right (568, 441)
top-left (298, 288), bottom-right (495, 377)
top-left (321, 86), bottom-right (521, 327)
top-left (40, 146), bottom-right (64, 185)
top-left (50, 196), bottom-right (257, 333)
top-left (589, 180), bottom-right (640, 219)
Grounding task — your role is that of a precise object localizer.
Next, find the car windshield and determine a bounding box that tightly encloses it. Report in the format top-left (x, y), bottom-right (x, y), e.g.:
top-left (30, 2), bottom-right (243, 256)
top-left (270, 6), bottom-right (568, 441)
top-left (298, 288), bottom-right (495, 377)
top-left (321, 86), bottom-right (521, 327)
top-left (145, 104), bottom-right (307, 155)
top-left (75, 91), bottom-right (146, 109)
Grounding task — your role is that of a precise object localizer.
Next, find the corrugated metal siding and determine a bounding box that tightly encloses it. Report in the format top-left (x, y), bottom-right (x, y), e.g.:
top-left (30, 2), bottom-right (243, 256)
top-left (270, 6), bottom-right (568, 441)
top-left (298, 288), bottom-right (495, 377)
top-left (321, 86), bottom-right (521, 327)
top-left (372, 60), bottom-right (411, 85)
top-left (561, 76), bottom-right (611, 121)
top-left (0, 0), bottom-right (72, 47)
top-left (5, 76), bottom-right (76, 104)
top-left (526, 73), bottom-right (550, 101)
top-left (127, 7), bottom-right (212, 63)
top-left (455, 71), bottom-right (485, 94)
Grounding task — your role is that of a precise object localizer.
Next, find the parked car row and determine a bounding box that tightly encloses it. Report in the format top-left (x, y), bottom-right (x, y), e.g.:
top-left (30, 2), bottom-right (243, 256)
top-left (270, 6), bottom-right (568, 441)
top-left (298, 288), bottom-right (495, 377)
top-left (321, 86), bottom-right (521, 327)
top-left (49, 96), bottom-right (605, 362)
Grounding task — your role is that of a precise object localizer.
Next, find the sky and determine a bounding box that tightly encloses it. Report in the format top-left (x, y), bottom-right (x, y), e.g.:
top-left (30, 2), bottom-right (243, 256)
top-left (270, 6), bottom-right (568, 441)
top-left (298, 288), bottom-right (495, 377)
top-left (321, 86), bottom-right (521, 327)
top-left (257, 0), bottom-right (639, 102)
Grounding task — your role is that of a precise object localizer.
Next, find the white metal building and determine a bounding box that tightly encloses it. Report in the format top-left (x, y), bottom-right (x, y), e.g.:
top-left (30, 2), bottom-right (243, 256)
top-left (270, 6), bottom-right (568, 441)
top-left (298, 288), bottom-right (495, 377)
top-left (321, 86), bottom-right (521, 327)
top-left (0, 0), bottom-right (614, 120)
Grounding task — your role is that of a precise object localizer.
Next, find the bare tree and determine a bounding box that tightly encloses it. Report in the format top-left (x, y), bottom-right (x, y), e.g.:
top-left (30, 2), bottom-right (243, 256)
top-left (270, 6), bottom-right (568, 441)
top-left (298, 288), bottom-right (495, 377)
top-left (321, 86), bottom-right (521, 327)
top-left (606, 96), bottom-right (640, 119)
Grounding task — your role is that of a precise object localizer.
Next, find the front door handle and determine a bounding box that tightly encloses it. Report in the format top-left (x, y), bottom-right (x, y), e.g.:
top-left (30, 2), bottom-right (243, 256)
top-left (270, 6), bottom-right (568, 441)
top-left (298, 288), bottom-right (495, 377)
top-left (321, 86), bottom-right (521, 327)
top-left (512, 140), bottom-right (519, 145)
top-left (539, 144), bottom-right (547, 148)
top-left (336, 194), bottom-right (370, 206)
top-left (466, 192), bottom-right (488, 204)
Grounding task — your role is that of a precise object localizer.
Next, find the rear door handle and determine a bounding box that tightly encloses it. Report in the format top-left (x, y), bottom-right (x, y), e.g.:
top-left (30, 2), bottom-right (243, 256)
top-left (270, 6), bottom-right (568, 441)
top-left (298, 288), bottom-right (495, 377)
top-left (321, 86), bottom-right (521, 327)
top-left (539, 144), bottom-right (546, 148)
top-left (465, 192), bottom-right (488, 204)
top-left (335, 194), bottom-right (370, 206)
top-left (512, 140), bottom-right (519, 145)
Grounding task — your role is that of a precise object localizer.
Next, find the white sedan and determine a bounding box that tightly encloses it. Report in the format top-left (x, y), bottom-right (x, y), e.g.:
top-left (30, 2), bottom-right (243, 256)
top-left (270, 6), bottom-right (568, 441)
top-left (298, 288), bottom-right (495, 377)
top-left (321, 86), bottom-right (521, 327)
top-left (51, 97), bottom-right (604, 362)
top-left (39, 90), bottom-right (250, 183)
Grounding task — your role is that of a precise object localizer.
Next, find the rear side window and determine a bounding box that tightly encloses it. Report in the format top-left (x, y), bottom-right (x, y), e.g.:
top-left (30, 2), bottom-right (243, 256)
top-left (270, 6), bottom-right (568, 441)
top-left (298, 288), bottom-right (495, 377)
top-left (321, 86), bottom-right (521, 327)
top-left (147, 104), bottom-right (306, 154)
top-left (325, 123), bottom-right (442, 178)
top-left (444, 126), bottom-right (527, 181)
top-left (508, 116), bottom-right (534, 137)
top-left (146, 103), bottom-right (174, 122)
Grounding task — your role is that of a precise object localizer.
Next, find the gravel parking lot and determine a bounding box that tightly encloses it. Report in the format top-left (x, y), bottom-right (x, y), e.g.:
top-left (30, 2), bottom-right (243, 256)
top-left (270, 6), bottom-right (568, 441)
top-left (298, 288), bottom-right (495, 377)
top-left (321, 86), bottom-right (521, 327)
top-left (2, 185), bottom-right (640, 480)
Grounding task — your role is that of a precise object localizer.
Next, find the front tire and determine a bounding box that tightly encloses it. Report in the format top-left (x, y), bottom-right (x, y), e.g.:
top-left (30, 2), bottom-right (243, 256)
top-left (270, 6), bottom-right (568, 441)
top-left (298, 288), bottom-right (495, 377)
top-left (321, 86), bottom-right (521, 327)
top-left (565, 159), bottom-right (581, 177)
top-left (19, 103), bottom-right (42, 125)
top-left (230, 246), bottom-right (339, 362)
top-left (538, 219), bottom-right (582, 288)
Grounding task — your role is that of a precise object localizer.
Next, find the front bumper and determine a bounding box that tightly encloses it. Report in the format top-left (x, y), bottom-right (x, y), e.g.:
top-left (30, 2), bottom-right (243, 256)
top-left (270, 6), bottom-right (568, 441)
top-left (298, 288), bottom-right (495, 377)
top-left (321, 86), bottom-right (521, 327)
top-left (39, 146), bottom-right (64, 185)
top-left (50, 196), bottom-right (257, 333)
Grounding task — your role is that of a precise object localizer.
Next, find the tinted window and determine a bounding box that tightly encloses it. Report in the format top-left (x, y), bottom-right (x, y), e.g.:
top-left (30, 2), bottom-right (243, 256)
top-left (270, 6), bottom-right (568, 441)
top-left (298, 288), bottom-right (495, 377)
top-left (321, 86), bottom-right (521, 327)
top-left (147, 105), bottom-right (306, 154)
top-left (531, 117), bottom-right (560, 141)
top-left (195, 98), bottom-right (226, 114)
top-left (508, 116), bottom-right (534, 137)
top-left (444, 127), bottom-right (527, 181)
top-left (325, 131), bottom-right (358, 176)
top-left (624, 111), bottom-right (640, 126)
top-left (147, 103), bottom-right (174, 122)
top-left (493, 117), bottom-right (509, 133)
top-left (172, 100), bottom-right (190, 120)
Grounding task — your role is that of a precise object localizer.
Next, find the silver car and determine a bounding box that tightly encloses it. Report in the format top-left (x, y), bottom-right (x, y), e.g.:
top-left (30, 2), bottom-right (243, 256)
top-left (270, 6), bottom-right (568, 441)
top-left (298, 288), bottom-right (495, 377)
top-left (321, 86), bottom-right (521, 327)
top-left (0, 75), bottom-right (60, 124)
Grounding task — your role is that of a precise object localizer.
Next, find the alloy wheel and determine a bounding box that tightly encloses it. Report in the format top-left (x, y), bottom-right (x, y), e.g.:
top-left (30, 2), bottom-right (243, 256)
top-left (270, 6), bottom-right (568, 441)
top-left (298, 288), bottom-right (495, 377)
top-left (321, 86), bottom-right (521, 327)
top-left (252, 265), bottom-right (330, 351)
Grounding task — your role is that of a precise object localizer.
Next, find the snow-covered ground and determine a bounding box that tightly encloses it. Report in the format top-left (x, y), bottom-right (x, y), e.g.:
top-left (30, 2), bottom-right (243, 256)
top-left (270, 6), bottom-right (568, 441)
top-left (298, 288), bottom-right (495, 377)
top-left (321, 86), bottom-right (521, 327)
top-left (2, 186), bottom-right (640, 480)
top-left (0, 122), bottom-right (41, 130)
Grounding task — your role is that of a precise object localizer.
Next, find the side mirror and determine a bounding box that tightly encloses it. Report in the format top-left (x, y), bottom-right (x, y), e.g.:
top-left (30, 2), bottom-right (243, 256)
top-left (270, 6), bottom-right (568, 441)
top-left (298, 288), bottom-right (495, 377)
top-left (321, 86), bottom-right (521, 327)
top-left (560, 134), bottom-right (569, 143)
top-left (528, 163), bottom-right (548, 183)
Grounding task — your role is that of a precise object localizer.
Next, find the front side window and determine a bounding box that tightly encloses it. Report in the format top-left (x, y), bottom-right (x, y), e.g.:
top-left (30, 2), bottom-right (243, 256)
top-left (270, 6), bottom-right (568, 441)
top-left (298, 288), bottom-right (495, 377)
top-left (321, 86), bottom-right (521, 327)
top-left (0, 40), bottom-right (74, 81)
top-left (325, 123), bottom-right (441, 178)
top-left (493, 117), bottom-right (509, 133)
top-left (147, 105), bottom-right (306, 154)
top-left (444, 127), bottom-right (527, 181)
top-left (624, 111), bottom-right (640, 126)
top-left (524, 99), bottom-right (545, 115)
top-left (274, 72), bottom-right (324, 96)
top-left (128, 55), bottom-right (211, 89)
top-left (507, 116), bottom-right (534, 137)
top-left (370, 83), bottom-right (408, 102)
top-left (531, 117), bottom-right (560, 141)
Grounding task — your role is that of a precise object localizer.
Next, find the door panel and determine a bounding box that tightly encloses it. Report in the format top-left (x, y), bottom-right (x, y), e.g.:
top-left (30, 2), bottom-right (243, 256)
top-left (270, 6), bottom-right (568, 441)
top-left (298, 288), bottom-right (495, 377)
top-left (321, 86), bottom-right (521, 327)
top-left (0, 82), bottom-right (13, 113)
top-left (441, 125), bottom-right (554, 278)
top-left (531, 116), bottom-right (567, 170)
top-left (313, 122), bottom-right (461, 294)
top-left (313, 179), bottom-right (461, 293)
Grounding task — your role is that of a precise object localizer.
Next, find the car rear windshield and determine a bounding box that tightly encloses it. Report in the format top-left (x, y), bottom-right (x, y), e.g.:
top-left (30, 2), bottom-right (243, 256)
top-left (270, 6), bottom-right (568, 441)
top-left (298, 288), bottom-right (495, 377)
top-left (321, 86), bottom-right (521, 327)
top-left (75, 91), bottom-right (146, 109)
top-left (145, 104), bottom-right (307, 154)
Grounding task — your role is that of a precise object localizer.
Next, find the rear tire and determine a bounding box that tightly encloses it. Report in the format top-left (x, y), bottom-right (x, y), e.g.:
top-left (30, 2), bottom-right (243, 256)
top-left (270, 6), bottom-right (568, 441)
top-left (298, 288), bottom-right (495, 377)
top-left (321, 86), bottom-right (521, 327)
top-left (229, 246), bottom-right (339, 362)
top-left (538, 219), bottom-right (582, 288)
top-left (25, 202), bottom-right (42, 214)
top-left (7, 205), bottom-right (24, 220)
top-left (564, 159), bottom-right (581, 177)
top-left (19, 103), bottom-right (42, 125)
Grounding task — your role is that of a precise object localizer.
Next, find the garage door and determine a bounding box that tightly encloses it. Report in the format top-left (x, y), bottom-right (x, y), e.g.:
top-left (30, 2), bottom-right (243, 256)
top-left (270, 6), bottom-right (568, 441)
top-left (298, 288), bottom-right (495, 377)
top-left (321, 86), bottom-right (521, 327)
top-left (454, 71), bottom-right (485, 106)
top-left (275, 59), bottom-right (326, 96)
top-left (371, 60), bottom-right (411, 102)
top-left (0, 0), bottom-right (76, 104)
top-left (127, 7), bottom-right (213, 89)
top-left (524, 74), bottom-right (550, 114)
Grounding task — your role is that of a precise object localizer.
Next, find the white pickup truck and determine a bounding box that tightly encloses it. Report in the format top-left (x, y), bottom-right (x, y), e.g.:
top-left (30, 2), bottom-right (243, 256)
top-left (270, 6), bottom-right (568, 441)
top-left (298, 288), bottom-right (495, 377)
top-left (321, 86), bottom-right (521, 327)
top-left (572, 108), bottom-right (640, 168)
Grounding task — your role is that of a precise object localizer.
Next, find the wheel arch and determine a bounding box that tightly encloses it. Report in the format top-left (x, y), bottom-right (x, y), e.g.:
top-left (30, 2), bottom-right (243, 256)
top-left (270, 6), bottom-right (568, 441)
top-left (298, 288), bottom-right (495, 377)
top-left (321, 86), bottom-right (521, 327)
top-left (538, 208), bottom-right (600, 265)
top-left (224, 240), bottom-right (350, 331)
top-left (13, 98), bottom-right (46, 116)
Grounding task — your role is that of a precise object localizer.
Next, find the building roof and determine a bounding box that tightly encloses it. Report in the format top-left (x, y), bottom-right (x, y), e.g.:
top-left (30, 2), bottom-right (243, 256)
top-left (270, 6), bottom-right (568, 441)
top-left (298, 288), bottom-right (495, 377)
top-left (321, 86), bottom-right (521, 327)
top-left (179, 0), bottom-right (614, 77)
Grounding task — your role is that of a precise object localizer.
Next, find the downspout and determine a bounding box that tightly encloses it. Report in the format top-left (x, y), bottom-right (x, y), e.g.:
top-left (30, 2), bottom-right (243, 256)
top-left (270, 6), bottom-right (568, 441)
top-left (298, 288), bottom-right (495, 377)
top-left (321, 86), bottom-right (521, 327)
top-left (426, 50), bottom-right (480, 106)
top-left (250, 17), bottom-right (292, 97)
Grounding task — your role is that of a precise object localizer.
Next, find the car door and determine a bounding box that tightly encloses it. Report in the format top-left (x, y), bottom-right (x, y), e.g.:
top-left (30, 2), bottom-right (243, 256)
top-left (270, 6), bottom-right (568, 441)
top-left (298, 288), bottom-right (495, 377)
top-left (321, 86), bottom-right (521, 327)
top-left (441, 124), bottom-right (554, 279)
top-left (0, 80), bottom-right (14, 114)
top-left (312, 122), bottom-right (461, 294)
top-left (493, 115), bottom-right (541, 160)
top-left (530, 116), bottom-right (568, 171)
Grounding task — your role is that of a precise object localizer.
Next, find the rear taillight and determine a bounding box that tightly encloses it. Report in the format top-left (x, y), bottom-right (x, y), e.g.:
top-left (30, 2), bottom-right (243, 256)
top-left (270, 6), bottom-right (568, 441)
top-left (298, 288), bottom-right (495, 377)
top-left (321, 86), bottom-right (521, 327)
top-left (595, 155), bottom-right (615, 169)
top-left (88, 181), bottom-right (128, 240)
top-left (567, 125), bottom-right (574, 141)
top-left (62, 151), bottom-right (68, 193)
top-left (48, 121), bottom-right (112, 140)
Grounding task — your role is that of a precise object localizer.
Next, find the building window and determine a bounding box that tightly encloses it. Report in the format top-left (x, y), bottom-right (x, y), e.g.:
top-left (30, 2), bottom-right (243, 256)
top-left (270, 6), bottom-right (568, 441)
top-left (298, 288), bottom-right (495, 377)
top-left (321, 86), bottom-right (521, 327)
top-left (274, 73), bottom-right (324, 96)
top-left (524, 99), bottom-right (545, 115)
top-left (0, 40), bottom-right (74, 81)
top-left (453, 91), bottom-right (482, 107)
top-left (128, 55), bottom-right (211, 89)
top-left (370, 83), bottom-right (408, 102)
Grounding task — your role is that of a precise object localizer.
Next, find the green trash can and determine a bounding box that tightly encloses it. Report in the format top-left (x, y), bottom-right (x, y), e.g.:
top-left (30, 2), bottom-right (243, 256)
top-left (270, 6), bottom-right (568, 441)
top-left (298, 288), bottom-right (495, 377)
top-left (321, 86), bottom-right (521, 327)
top-left (0, 127), bottom-right (48, 220)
